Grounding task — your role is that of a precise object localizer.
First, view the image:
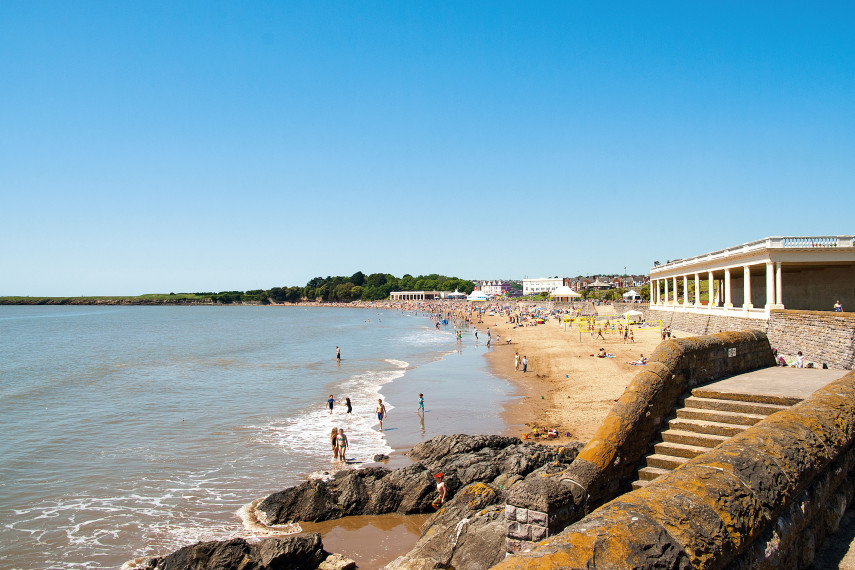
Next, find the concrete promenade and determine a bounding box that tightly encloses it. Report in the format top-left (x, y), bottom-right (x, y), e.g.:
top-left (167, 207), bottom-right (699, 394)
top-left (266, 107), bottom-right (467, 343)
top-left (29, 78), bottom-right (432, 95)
top-left (695, 366), bottom-right (850, 404)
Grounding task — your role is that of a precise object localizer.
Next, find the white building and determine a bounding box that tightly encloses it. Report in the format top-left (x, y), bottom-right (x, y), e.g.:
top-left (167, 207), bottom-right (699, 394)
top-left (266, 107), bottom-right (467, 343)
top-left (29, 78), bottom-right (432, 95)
top-left (649, 235), bottom-right (855, 319)
top-left (478, 280), bottom-right (512, 296)
top-left (522, 277), bottom-right (563, 296)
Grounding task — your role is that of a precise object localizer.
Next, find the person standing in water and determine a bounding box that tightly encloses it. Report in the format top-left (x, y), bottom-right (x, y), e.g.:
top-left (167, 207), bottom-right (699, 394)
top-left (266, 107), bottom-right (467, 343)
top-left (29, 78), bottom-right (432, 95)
top-left (417, 393), bottom-right (424, 414)
top-left (336, 346), bottom-right (341, 360)
top-left (336, 428), bottom-right (348, 462)
top-left (330, 427), bottom-right (339, 460)
top-left (376, 399), bottom-right (387, 431)
top-left (345, 397), bottom-right (352, 414)
top-left (327, 394), bottom-right (336, 415)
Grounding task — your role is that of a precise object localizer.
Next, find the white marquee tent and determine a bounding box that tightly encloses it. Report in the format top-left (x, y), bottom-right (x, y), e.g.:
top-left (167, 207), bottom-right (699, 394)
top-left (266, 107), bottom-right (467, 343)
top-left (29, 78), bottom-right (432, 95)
top-left (467, 291), bottom-right (489, 302)
top-left (622, 289), bottom-right (642, 300)
top-left (549, 286), bottom-right (582, 301)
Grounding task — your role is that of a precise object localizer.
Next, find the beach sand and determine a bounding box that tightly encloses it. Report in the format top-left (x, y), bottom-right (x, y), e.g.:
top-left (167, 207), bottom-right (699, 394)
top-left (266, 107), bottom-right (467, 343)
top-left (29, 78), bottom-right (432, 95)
top-left (483, 317), bottom-right (683, 443)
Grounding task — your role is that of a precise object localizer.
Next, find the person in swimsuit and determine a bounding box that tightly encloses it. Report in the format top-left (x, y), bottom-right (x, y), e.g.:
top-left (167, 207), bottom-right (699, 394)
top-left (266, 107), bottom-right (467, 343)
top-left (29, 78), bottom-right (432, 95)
top-left (418, 393), bottom-right (424, 414)
top-left (376, 399), bottom-right (387, 431)
top-left (431, 473), bottom-right (447, 508)
top-left (330, 427), bottom-right (339, 460)
top-left (327, 395), bottom-right (336, 415)
top-left (345, 397), bottom-right (352, 414)
top-left (336, 346), bottom-right (341, 360)
top-left (336, 428), bottom-right (348, 462)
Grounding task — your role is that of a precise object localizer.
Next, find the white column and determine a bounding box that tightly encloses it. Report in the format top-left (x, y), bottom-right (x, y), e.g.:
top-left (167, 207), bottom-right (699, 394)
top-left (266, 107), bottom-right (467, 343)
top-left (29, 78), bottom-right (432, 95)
top-left (743, 265), bottom-right (753, 311)
top-left (683, 275), bottom-right (689, 308)
top-left (694, 273), bottom-right (700, 306)
top-left (775, 262), bottom-right (783, 308)
top-left (708, 271), bottom-right (714, 309)
top-left (724, 268), bottom-right (733, 309)
top-left (765, 261), bottom-right (774, 310)
top-left (672, 276), bottom-right (678, 306)
top-left (664, 279), bottom-right (669, 305)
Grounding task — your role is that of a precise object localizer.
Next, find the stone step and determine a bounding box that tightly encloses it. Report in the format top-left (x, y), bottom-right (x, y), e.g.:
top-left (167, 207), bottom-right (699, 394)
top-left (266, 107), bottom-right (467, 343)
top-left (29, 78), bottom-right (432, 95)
top-left (691, 388), bottom-right (802, 407)
top-left (680, 396), bottom-right (791, 416)
top-left (660, 429), bottom-right (729, 448)
top-left (645, 453), bottom-right (689, 470)
top-left (631, 479), bottom-right (650, 491)
top-left (637, 466), bottom-right (671, 481)
top-left (668, 417), bottom-right (748, 437)
top-left (653, 441), bottom-right (712, 459)
top-left (676, 407), bottom-right (767, 426)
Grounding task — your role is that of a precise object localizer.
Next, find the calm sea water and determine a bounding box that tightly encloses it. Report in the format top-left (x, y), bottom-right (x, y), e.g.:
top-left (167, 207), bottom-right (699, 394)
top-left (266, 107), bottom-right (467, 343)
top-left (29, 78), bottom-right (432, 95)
top-left (0, 305), bottom-right (513, 569)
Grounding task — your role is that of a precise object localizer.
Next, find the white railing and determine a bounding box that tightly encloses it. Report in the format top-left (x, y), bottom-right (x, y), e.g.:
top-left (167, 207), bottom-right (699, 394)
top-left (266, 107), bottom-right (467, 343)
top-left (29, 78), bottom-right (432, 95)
top-left (652, 235), bottom-right (854, 274)
top-left (781, 236), bottom-right (842, 248)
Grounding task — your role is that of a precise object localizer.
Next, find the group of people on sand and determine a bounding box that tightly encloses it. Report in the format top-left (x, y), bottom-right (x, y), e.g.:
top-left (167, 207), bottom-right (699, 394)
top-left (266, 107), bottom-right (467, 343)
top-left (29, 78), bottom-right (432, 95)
top-left (513, 351), bottom-right (528, 372)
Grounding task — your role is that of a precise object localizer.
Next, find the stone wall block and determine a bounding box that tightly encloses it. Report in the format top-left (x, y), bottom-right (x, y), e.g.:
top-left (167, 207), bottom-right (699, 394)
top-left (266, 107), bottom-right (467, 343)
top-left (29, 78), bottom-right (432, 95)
top-left (527, 510), bottom-right (547, 526)
top-left (504, 504), bottom-right (517, 521)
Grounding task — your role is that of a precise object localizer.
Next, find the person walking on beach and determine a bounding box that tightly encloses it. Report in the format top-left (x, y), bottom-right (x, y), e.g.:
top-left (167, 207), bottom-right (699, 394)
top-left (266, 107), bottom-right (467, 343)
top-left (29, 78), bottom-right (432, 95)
top-left (417, 393), bottom-right (425, 414)
top-left (522, 355), bottom-right (528, 373)
top-left (376, 399), bottom-right (387, 431)
top-left (336, 428), bottom-right (349, 462)
top-left (330, 427), bottom-right (340, 460)
top-left (336, 346), bottom-right (341, 360)
top-left (514, 351), bottom-right (520, 371)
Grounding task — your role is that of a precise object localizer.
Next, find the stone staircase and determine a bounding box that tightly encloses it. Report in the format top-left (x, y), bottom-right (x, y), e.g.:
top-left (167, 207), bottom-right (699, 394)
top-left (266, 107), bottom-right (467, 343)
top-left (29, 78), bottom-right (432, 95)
top-left (632, 388), bottom-right (800, 490)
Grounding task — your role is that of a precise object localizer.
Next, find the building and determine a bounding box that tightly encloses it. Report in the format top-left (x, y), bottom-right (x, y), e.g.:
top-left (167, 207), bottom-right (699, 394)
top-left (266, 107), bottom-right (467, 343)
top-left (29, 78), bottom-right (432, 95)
top-left (478, 280), bottom-right (513, 296)
top-left (648, 235), bottom-right (855, 318)
top-left (522, 277), bottom-right (563, 296)
top-left (389, 291), bottom-right (442, 301)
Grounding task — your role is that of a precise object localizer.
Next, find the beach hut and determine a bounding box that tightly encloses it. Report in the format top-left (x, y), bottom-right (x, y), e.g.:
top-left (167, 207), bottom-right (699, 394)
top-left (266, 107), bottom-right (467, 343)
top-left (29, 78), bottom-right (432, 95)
top-left (549, 286), bottom-right (582, 302)
top-left (467, 291), bottom-right (489, 302)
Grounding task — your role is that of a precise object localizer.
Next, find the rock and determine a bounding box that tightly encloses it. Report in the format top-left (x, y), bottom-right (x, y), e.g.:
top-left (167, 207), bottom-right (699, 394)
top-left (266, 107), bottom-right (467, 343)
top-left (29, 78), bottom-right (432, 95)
top-left (255, 435), bottom-right (583, 526)
top-left (317, 553), bottom-right (357, 570)
top-left (386, 482), bottom-right (509, 570)
top-left (373, 454), bottom-right (390, 462)
top-left (140, 533), bottom-right (327, 570)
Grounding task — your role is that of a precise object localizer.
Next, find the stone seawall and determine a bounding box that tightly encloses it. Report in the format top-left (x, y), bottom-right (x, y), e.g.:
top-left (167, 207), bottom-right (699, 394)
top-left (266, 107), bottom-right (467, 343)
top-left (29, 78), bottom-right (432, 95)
top-left (612, 303), bottom-right (855, 370)
top-left (496, 370), bottom-right (855, 569)
top-left (504, 332), bottom-right (774, 555)
top-left (767, 310), bottom-right (855, 370)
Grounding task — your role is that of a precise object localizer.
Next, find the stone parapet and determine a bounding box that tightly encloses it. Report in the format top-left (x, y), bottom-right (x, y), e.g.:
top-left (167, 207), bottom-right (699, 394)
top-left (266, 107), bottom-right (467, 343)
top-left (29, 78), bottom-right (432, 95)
top-left (496, 371), bottom-right (855, 569)
top-left (504, 331), bottom-right (774, 555)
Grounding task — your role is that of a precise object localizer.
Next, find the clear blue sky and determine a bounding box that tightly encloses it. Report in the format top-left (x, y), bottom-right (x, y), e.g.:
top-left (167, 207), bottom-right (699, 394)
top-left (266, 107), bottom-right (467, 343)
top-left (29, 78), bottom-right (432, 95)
top-left (2, 2), bottom-right (853, 296)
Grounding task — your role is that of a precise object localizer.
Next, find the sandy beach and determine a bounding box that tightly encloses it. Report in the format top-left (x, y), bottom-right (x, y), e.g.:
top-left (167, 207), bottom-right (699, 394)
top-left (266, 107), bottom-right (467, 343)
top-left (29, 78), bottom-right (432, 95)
top-left (475, 308), bottom-right (685, 444)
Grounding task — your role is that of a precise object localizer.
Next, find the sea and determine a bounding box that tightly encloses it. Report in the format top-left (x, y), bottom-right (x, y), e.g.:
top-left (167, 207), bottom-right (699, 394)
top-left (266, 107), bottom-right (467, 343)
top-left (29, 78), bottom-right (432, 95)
top-left (0, 305), bottom-right (513, 569)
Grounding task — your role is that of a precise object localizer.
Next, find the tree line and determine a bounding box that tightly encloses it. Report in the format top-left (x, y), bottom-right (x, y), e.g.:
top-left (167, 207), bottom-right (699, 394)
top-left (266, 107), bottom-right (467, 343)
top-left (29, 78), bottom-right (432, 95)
top-left (196, 272), bottom-right (476, 304)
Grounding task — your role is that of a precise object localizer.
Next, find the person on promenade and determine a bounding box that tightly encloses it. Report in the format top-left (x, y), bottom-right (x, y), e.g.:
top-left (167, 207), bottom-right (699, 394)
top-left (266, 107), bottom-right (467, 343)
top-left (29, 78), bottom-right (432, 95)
top-left (330, 427), bottom-right (340, 460)
top-left (522, 355), bottom-right (528, 373)
top-left (345, 397), bottom-right (352, 414)
top-left (336, 428), bottom-right (349, 462)
top-left (834, 299), bottom-right (843, 312)
top-left (514, 352), bottom-right (520, 370)
top-left (376, 399), bottom-right (387, 431)
top-left (795, 351), bottom-right (805, 368)
top-left (418, 393), bottom-right (425, 414)
top-left (336, 346), bottom-right (341, 360)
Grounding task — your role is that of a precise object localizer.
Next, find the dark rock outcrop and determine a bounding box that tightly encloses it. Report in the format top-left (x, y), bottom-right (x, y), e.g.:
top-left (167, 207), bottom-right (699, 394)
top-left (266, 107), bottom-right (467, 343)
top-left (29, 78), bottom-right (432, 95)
top-left (387, 481), bottom-right (509, 570)
top-left (138, 533), bottom-right (329, 570)
top-left (255, 434), bottom-right (583, 526)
